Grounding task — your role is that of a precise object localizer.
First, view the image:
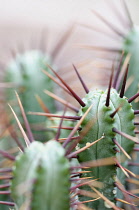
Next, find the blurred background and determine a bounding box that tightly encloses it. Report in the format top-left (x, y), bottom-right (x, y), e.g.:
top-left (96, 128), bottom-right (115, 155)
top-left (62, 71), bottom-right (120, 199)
top-left (0, 0), bottom-right (139, 103)
top-left (0, 1), bottom-right (138, 209)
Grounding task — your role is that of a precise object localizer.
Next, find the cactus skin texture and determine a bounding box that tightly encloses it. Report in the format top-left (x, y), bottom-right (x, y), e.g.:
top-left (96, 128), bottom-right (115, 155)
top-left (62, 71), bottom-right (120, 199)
top-left (11, 140), bottom-right (70, 210)
top-left (78, 88), bottom-right (135, 209)
top-left (5, 50), bottom-right (56, 124)
top-left (123, 27), bottom-right (139, 109)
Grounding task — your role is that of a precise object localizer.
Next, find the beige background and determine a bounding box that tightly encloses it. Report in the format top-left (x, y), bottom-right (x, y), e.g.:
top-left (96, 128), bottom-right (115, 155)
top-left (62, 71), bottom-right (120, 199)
top-left (0, 0), bottom-right (139, 64)
top-left (0, 0), bottom-right (139, 105)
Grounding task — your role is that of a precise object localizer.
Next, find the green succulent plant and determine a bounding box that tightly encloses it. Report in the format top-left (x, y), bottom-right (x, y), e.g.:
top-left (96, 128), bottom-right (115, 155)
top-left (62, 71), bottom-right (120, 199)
top-left (11, 140), bottom-right (70, 210)
top-left (31, 61), bottom-right (139, 209)
top-left (78, 87), bottom-right (135, 209)
top-left (1, 1), bottom-right (139, 210)
top-left (4, 50), bottom-right (56, 124)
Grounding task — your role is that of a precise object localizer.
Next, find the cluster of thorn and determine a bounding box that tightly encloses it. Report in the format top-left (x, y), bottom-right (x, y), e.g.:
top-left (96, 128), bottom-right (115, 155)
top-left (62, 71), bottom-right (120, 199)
top-left (1, 0), bottom-right (139, 209)
top-left (0, 57), bottom-right (139, 209)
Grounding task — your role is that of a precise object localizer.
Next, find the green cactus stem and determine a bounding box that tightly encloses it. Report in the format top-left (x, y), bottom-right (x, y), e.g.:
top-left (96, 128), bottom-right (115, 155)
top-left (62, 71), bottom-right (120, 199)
top-left (4, 50), bottom-right (56, 125)
top-left (11, 140), bottom-right (70, 210)
top-left (78, 88), bottom-right (135, 209)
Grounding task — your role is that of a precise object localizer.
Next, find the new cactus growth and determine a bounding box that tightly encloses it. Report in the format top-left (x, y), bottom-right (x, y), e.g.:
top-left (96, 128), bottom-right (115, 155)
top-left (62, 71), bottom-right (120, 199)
top-left (11, 140), bottom-right (70, 210)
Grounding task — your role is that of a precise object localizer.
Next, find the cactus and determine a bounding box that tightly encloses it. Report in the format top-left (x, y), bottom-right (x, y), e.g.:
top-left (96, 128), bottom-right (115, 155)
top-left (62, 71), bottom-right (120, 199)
top-left (75, 65), bottom-right (139, 209)
top-left (11, 140), bottom-right (70, 210)
top-left (122, 23), bottom-right (139, 110)
top-left (1, 1), bottom-right (139, 210)
top-left (37, 61), bottom-right (139, 209)
top-left (0, 92), bottom-right (106, 209)
top-left (2, 23), bottom-right (75, 142)
top-left (1, 61), bottom-right (139, 210)
top-left (4, 50), bottom-right (56, 123)
top-left (2, 50), bottom-right (59, 148)
top-left (78, 87), bottom-right (135, 209)
top-left (78, 2), bottom-right (139, 207)
top-left (84, 1), bottom-right (139, 110)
